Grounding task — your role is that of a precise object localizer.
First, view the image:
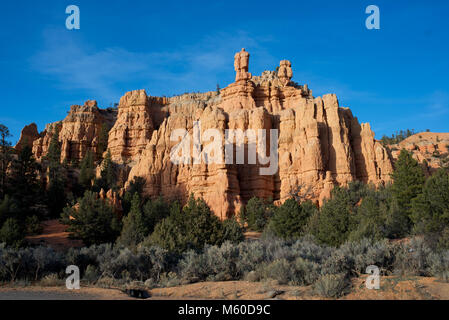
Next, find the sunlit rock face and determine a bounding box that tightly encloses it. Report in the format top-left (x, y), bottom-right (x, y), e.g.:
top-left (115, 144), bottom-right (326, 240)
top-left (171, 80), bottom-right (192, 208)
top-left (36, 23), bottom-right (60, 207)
top-left (23, 49), bottom-right (394, 219)
top-left (31, 100), bottom-right (116, 163)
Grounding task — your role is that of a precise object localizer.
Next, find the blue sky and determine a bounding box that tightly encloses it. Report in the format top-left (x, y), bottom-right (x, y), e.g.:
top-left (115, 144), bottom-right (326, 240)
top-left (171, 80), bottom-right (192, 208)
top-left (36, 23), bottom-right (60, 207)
top-left (0, 0), bottom-right (448, 143)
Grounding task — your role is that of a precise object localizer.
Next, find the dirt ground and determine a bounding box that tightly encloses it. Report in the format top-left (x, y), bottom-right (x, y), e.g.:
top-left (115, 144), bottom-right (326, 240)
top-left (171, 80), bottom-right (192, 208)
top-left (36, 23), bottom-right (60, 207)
top-left (1, 276), bottom-right (449, 300)
top-left (25, 220), bottom-right (83, 250)
top-left (25, 221), bottom-right (261, 251)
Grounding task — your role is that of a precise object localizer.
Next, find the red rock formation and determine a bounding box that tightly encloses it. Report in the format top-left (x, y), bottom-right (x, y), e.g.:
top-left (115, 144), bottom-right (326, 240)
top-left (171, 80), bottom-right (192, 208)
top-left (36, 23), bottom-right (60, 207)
top-left (15, 123), bottom-right (40, 152)
top-left (278, 60), bottom-right (293, 85)
top-left (126, 50), bottom-right (394, 218)
top-left (31, 100), bottom-right (116, 162)
top-left (99, 188), bottom-right (123, 217)
top-left (108, 90), bottom-right (154, 164)
top-left (32, 122), bottom-right (62, 160)
top-left (234, 48), bottom-right (251, 82)
top-left (22, 49), bottom-right (398, 219)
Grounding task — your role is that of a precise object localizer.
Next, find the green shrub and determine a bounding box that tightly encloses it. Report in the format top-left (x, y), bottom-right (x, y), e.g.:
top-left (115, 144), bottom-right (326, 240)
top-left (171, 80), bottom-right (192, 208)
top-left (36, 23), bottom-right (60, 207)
top-left (290, 236), bottom-right (331, 264)
top-left (0, 218), bottom-right (24, 248)
top-left (117, 193), bottom-right (146, 248)
top-left (83, 264), bottom-right (101, 283)
top-left (256, 259), bottom-right (292, 285)
top-left (349, 195), bottom-right (388, 241)
top-left (411, 169), bottom-right (449, 249)
top-left (391, 149), bottom-right (425, 217)
top-left (61, 191), bottom-right (121, 246)
top-left (242, 197), bottom-right (275, 232)
top-left (66, 244), bottom-right (110, 274)
top-left (98, 246), bottom-right (171, 282)
top-left (145, 195), bottom-right (224, 253)
top-left (31, 246), bottom-right (65, 280)
top-left (290, 257), bottom-right (320, 285)
top-left (427, 251), bottom-right (449, 282)
top-left (40, 273), bottom-right (63, 287)
top-left (313, 274), bottom-right (349, 298)
top-left (312, 187), bottom-right (355, 246)
top-left (235, 241), bottom-right (267, 274)
top-left (178, 250), bottom-right (209, 283)
top-left (25, 215), bottom-right (42, 235)
top-left (178, 242), bottom-right (240, 283)
top-left (332, 239), bottom-right (396, 276)
top-left (268, 199), bottom-right (316, 240)
top-left (221, 218), bottom-right (244, 244)
top-left (393, 238), bottom-right (432, 276)
top-left (142, 197), bottom-right (171, 234)
top-left (321, 248), bottom-right (355, 277)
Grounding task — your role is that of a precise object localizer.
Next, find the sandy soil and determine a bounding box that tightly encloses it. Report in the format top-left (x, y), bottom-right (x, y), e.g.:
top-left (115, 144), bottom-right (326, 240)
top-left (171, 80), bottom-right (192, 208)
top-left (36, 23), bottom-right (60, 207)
top-left (25, 220), bottom-right (83, 250)
top-left (1, 276), bottom-right (449, 300)
top-left (151, 276), bottom-right (449, 300)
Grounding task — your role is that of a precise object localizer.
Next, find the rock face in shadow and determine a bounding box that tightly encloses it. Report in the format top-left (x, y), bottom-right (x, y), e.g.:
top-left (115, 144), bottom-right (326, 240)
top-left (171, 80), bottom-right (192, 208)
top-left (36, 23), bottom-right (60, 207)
top-left (15, 123), bottom-right (40, 152)
top-left (20, 50), bottom-right (395, 219)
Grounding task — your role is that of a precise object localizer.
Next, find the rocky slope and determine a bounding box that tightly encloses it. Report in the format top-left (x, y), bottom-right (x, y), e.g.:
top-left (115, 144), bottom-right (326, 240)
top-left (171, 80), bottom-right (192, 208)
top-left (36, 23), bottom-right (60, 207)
top-left (18, 49), bottom-right (397, 218)
top-left (389, 132), bottom-right (449, 174)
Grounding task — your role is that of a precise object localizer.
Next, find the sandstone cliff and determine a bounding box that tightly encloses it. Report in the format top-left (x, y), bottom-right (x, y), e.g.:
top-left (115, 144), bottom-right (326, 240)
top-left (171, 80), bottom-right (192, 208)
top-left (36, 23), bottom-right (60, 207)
top-left (19, 49), bottom-right (397, 219)
top-left (125, 49), bottom-right (394, 218)
top-left (29, 100), bottom-right (116, 162)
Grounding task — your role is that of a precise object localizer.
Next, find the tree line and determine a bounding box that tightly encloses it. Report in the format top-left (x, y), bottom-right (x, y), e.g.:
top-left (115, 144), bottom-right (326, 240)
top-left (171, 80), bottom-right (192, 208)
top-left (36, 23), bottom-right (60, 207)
top-left (1, 122), bottom-right (448, 255)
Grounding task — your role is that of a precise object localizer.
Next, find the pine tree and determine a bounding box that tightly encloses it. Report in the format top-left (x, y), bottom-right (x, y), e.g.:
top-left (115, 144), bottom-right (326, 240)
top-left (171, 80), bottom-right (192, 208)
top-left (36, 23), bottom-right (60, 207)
top-left (221, 217), bottom-right (244, 244)
top-left (146, 195), bottom-right (224, 252)
top-left (181, 196), bottom-right (224, 249)
top-left (391, 149), bottom-right (425, 214)
top-left (411, 168), bottom-right (449, 248)
top-left (0, 196), bottom-right (15, 226)
top-left (268, 199), bottom-right (316, 240)
top-left (0, 218), bottom-right (24, 248)
top-left (8, 145), bottom-right (41, 215)
top-left (46, 126), bottom-right (61, 166)
top-left (78, 150), bottom-right (95, 191)
top-left (0, 124), bottom-right (12, 199)
top-left (243, 197), bottom-right (275, 232)
top-left (99, 150), bottom-right (116, 191)
top-left (313, 187), bottom-right (355, 246)
top-left (61, 191), bottom-right (121, 246)
top-left (349, 195), bottom-right (386, 241)
top-left (122, 176), bottom-right (146, 214)
top-left (142, 196), bottom-right (170, 234)
top-left (117, 193), bottom-right (146, 248)
top-left (97, 123), bottom-right (109, 159)
top-left (45, 127), bottom-right (67, 217)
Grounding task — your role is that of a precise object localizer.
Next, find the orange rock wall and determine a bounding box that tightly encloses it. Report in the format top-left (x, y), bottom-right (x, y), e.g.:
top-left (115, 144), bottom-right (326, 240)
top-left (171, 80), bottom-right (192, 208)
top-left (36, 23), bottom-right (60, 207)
top-left (20, 51), bottom-right (395, 219)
